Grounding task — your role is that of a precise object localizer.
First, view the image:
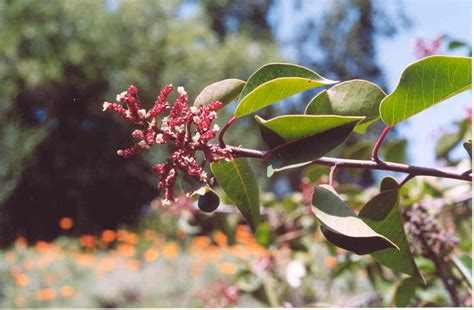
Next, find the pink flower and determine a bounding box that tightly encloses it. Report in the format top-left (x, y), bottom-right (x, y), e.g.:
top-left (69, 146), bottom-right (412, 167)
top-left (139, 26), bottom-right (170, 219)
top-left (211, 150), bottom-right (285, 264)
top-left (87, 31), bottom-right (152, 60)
top-left (103, 84), bottom-right (232, 204)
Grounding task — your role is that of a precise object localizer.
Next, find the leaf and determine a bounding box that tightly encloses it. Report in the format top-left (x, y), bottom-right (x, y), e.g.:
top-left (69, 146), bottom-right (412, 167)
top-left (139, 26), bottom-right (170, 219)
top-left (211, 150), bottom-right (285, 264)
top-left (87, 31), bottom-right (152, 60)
top-left (359, 177), bottom-right (423, 280)
top-left (194, 78), bottom-right (245, 108)
top-left (312, 185), bottom-right (398, 255)
top-left (255, 115), bottom-right (364, 175)
top-left (211, 158), bottom-right (260, 232)
top-left (464, 139), bottom-right (472, 159)
top-left (379, 56), bottom-right (472, 126)
top-left (451, 254), bottom-right (472, 286)
top-left (383, 139), bottom-right (407, 163)
top-left (305, 80), bottom-right (386, 133)
top-left (234, 63), bottom-right (336, 117)
top-left (392, 277), bottom-right (419, 307)
top-left (436, 132), bottom-right (462, 159)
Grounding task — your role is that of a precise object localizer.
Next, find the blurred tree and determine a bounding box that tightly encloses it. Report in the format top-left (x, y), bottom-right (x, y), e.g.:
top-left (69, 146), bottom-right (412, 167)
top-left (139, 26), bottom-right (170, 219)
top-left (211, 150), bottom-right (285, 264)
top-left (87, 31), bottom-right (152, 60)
top-left (0, 0), bottom-right (277, 245)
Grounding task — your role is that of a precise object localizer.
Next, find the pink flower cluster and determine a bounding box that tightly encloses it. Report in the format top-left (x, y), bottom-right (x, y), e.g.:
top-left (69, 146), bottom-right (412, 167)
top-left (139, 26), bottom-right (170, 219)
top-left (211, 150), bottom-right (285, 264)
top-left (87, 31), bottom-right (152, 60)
top-left (414, 36), bottom-right (442, 59)
top-left (103, 84), bottom-right (232, 205)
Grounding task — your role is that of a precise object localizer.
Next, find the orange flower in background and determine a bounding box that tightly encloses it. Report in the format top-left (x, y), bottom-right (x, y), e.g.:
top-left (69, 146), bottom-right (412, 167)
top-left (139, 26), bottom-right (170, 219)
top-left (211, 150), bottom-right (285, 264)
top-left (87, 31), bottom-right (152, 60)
top-left (213, 231), bottom-right (228, 247)
top-left (117, 229), bottom-right (139, 245)
top-left (35, 241), bottom-right (51, 252)
top-left (15, 236), bottom-right (28, 247)
top-left (218, 262), bottom-right (238, 275)
top-left (36, 288), bottom-right (56, 301)
top-left (101, 229), bottom-right (117, 243)
top-left (74, 253), bottom-right (96, 266)
top-left (163, 242), bottom-right (179, 259)
top-left (59, 217), bottom-right (74, 231)
top-left (13, 272), bottom-right (29, 287)
top-left (324, 256), bottom-right (337, 269)
top-left (144, 247), bottom-right (159, 262)
top-left (117, 243), bottom-right (136, 257)
top-left (125, 259), bottom-right (141, 271)
top-left (60, 285), bottom-right (76, 298)
top-left (144, 229), bottom-right (158, 241)
top-left (79, 234), bottom-right (96, 249)
top-left (235, 225), bottom-right (255, 245)
top-left (191, 236), bottom-right (212, 250)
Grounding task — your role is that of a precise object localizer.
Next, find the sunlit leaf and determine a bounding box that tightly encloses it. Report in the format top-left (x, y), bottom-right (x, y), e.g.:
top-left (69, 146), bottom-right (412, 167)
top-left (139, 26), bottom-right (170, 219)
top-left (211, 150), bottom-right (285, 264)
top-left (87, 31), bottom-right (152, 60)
top-left (234, 63), bottom-right (336, 117)
top-left (255, 115), bottom-right (363, 176)
top-left (211, 158), bottom-right (260, 232)
top-left (380, 56), bottom-right (472, 126)
top-left (312, 185), bottom-right (397, 255)
top-left (383, 139), bottom-right (407, 163)
top-left (194, 78), bottom-right (245, 108)
top-left (305, 80), bottom-right (386, 133)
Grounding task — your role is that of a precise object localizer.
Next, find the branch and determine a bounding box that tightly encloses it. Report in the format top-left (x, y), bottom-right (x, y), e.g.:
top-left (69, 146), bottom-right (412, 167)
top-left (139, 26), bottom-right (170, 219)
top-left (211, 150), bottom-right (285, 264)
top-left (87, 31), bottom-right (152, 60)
top-left (371, 126), bottom-right (392, 162)
top-left (218, 116), bottom-right (238, 147)
top-left (228, 146), bottom-right (472, 182)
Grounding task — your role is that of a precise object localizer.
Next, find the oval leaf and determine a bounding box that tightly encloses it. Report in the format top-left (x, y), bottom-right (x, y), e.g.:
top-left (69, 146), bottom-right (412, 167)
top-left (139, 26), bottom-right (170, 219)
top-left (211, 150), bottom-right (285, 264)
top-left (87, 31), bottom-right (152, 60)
top-left (463, 139), bottom-right (472, 159)
top-left (392, 277), bottom-right (419, 307)
top-left (211, 158), bottom-right (260, 232)
top-left (255, 115), bottom-right (364, 175)
top-left (194, 78), bottom-right (245, 108)
top-left (312, 185), bottom-right (398, 255)
top-left (359, 177), bottom-right (423, 280)
top-left (380, 56), bottom-right (472, 126)
top-left (305, 80), bottom-right (386, 133)
top-left (234, 63), bottom-right (336, 117)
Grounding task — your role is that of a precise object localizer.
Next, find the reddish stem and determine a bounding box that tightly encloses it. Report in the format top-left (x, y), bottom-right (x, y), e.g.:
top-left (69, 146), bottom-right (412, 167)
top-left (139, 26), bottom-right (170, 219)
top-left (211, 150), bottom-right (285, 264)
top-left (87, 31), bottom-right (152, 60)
top-left (371, 126), bottom-right (393, 162)
top-left (218, 116), bottom-right (238, 147)
top-left (227, 145), bottom-right (472, 182)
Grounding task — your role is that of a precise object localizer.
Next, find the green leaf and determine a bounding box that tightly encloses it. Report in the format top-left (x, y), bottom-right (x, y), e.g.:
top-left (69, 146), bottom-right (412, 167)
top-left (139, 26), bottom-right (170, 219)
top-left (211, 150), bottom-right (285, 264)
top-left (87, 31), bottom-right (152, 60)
top-left (383, 139), bottom-right (407, 163)
top-left (464, 139), bottom-right (472, 159)
top-left (436, 132), bottom-right (462, 159)
top-left (255, 115), bottom-right (364, 175)
top-left (380, 56), bottom-right (472, 126)
top-left (392, 277), bottom-right (419, 307)
top-left (359, 177), bottom-right (423, 280)
top-left (211, 158), bottom-right (260, 232)
top-left (305, 80), bottom-right (386, 133)
top-left (234, 63), bottom-right (336, 117)
top-left (194, 78), bottom-right (245, 108)
top-left (452, 254), bottom-right (472, 286)
top-left (312, 185), bottom-right (398, 255)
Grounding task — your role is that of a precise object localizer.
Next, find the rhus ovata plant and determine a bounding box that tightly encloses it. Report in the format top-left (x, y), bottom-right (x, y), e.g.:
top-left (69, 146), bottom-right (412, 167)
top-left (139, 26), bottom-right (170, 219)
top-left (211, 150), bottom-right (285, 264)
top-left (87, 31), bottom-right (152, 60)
top-left (103, 56), bottom-right (472, 302)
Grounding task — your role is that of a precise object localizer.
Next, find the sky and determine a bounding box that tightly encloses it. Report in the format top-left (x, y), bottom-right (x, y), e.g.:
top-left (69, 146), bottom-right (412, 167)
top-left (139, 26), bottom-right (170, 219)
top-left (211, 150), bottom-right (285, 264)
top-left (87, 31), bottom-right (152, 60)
top-left (271, 0), bottom-right (472, 167)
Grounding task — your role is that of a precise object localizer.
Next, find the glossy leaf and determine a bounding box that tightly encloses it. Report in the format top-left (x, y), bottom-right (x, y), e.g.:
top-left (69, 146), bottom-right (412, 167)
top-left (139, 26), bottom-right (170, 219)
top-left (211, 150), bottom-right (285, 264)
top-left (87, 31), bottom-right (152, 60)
top-left (305, 80), bottom-right (386, 133)
top-left (194, 78), bottom-right (245, 108)
top-left (234, 63), bottom-right (336, 117)
top-left (255, 115), bottom-right (363, 175)
top-left (312, 185), bottom-right (397, 255)
top-left (392, 277), bottom-right (419, 307)
top-left (211, 158), bottom-right (260, 232)
top-left (380, 56), bottom-right (472, 126)
top-left (359, 177), bottom-right (423, 280)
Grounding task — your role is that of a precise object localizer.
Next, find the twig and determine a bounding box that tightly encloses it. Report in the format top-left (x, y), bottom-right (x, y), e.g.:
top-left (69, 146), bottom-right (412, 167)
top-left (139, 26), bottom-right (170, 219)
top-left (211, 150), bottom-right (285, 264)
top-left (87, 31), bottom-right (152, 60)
top-left (218, 116), bottom-right (238, 147)
top-left (371, 126), bottom-right (393, 162)
top-left (228, 146), bottom-right (472, 182)
top-left (329, 165), bottom-right (338, 187)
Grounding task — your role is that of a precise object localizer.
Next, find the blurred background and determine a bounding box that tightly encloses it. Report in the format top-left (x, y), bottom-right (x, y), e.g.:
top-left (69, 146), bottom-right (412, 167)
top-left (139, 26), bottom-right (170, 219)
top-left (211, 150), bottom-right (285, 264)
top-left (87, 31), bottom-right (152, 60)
top-left (0, 0), bottom-right (471, 307)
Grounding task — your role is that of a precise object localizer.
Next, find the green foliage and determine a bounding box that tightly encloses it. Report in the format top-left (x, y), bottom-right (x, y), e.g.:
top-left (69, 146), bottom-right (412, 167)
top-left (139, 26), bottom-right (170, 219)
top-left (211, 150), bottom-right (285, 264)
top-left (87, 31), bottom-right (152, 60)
top-left (312, 185), bottom-right (397, 255)
top-left (359, 177), bottom-right (422, 280)
top-left (380, 56), bottom-right (472, 126)
top-left (234, 63), bottom-right (336, 117)
top-left (194, 79), bottom-right (246, 108)
top-left (256, 115), bottom-right (363, 175)
top-left (211, 158), bottom-right (260, 232)
top-left (305, 79), bottom-right (386, 133)
top-left (392, 277), bottom-right (419, 307)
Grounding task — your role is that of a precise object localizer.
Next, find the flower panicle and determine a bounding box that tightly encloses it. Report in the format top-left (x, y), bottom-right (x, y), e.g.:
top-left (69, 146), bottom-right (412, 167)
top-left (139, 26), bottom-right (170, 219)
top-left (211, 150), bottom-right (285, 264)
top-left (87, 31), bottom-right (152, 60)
top-left (103, 84), bottom-right (232, 204)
